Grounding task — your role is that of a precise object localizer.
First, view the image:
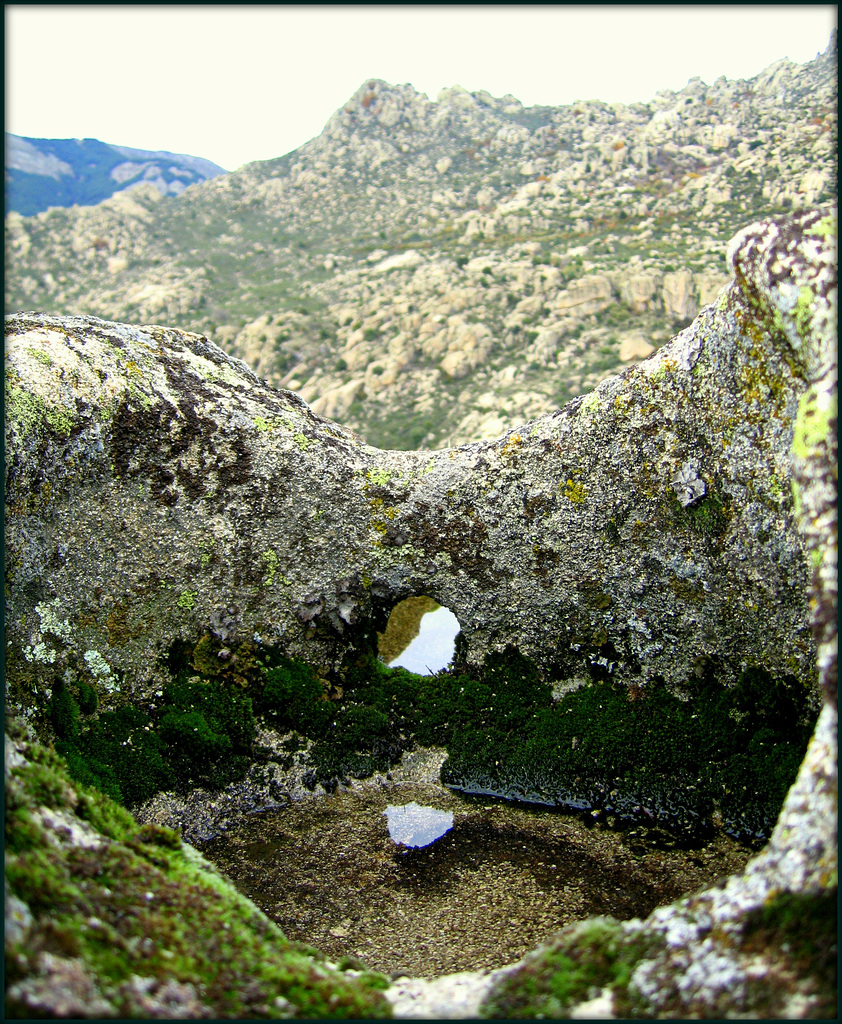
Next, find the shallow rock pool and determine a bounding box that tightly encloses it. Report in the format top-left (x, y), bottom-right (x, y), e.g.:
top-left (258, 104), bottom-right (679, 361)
top-left (199, 771), bottom-right (753, 978)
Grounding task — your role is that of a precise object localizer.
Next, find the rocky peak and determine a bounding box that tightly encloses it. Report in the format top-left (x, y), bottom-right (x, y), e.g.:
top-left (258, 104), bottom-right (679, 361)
top-left (4, 40), bottom-right (836, 450)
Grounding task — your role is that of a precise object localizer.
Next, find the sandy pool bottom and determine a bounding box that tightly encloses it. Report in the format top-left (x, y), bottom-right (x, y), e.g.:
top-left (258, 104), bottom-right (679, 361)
top-left (199, 781), bottom-right (753, 979)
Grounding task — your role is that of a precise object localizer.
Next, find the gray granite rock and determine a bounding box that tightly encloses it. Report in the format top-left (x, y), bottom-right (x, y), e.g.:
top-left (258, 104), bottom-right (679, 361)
top-left (4, 217), bottom-right (831, 722)
top-left (4, 208), bottom-right (837, 1018)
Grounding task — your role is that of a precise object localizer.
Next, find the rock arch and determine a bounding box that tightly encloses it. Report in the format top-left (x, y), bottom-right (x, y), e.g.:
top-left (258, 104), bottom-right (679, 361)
top-left (5, 213), bottom-right (831, 707)
top-left (4, 209), bottom-right (837, 1018)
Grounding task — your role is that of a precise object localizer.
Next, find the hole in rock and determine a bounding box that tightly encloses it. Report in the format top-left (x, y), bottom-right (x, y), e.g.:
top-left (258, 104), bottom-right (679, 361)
top-left (377, 595), bottom-right (460, 675)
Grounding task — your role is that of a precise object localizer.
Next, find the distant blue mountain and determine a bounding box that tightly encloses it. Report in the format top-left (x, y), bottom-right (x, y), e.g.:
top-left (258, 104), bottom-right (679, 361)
top-left (5, 134), bottom-right (227, 216)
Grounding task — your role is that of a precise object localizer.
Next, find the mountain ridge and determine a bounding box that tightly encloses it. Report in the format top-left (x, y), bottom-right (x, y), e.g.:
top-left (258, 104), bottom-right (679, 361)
top-left (5, 35), bottom-right (836, 448)
top-left (5, 133), bottom-right (227, 216)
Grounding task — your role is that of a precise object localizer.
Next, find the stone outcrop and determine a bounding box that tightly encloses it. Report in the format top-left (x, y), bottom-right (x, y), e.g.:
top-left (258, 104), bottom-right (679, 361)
top-left (4, 212), bottom-right (833, 715)
top-left (4, 209), bottom-right (837, 1017)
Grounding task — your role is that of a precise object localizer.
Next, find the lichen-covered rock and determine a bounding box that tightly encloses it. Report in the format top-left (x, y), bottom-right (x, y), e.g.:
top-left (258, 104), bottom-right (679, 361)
top-left (3, 218), bottom-right (831, 724)
top-left (3, 209), bottom-right (837, 1018)
top-left (3, 726), bottom-right (392, 1019)
top-left (480, 209), bottom-right (837, 1020)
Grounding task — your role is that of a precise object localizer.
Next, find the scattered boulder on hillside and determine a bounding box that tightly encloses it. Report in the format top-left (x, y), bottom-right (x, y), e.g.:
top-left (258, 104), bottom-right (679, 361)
top-left (5, 38), bottom-right (835, 450)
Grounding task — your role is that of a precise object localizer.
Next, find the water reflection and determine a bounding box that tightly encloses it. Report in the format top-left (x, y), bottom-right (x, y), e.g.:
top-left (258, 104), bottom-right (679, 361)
top-left (384, 802), bottom-right (454, 848)
top-left (388, 605), bottom-right (460, 674)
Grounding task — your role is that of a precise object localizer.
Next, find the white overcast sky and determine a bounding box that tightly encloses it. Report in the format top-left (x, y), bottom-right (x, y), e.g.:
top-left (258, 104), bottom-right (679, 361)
top-left (6, 5), bottom-right (837, 172)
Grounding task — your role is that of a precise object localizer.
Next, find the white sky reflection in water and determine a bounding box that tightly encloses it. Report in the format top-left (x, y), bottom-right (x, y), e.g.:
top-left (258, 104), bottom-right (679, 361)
top-left (388, 606), bottom-right (460, 674)
top-left (384, 802), bottom-right (454, 848)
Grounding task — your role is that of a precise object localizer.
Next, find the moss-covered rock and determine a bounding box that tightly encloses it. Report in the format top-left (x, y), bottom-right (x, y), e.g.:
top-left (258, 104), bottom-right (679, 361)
top-left (4, 727), bottom-right (392, 1019)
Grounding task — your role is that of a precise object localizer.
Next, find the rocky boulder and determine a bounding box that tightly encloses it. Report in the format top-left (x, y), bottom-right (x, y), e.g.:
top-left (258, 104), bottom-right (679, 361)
top-left (3, 208), bottom-right (837, 1019)
top-left (5, 212), bottom-right (833, 716)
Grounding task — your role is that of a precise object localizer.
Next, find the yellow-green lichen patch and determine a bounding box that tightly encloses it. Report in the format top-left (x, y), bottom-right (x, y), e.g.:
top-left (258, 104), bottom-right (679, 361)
top-left (253, 416), bottom-right (276, 433)
top-left (794, 286), bottom-right (815, 342)
top-left (792, 386), bottom-right (836, 460)
top-left (500, 433), bottom-right (523, 459)
top-left (262, 550), bottom-right (280, 587)
top-left (293, 432), bottom-right (310, 451)
top-left (790, 478), bottom-right (803, 516)
top-left (561, 478), bottom-right (588, 504)
top-left (366, 468), bottom-right (392, 486)
top-left (199, 540), bottom-right (215, 569)
top-left (809, 214), bottom-right (837, 241)
top-left (6, 384), bottom-right (75, 440)
top-left (580, 391), bottom-right (602, 414)
top-left (25, 346), bottom-right (53, 368)
top-left (176, 590), bottom-right (198, 611)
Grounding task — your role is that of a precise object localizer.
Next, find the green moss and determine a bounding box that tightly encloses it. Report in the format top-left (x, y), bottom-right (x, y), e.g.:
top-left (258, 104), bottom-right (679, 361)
top-left (432, 651), bottom-right (814, 842)
top-left (257, 650), bottom-right (425, 788)
top-left (160, 709), bottom-right (234, 768)
top-left (58, 676), bottom-right (256, 806)
top-left (58, 706), bottom-right (173, 805)
top-left (740, 888), bottom-right (837, 1018)
top-left (176, 589), bottom-right (198, 610)
top-left (49, 681), bottom-right (81, 740)
top-left (688, 492), bottom-right (729, 536)
top-left (260, 656), bottom-right (332, 733)
top-left (246, 638), bottom-right (814, 843)
top-left (669, 489), bottom-right (731, 539)
top-left (75, 678), bottom-right (99, 714)
top-left (481, 917), bottom-right (661, 1018)
top-left (160, 677), bottom-right (256, 788)
top-left (11, 760), bottom-right (76, 813)
top-left (5, 738), bottom-right (393, 1019)
top-left (75, 785), bottom-right (138, 843)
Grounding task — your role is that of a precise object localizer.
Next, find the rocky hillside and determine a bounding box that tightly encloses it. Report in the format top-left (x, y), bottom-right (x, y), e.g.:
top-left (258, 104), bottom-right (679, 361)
top-left (5, 134), bottom-right (226, 217)
top-left (5, 35), bottom-right (836, 448)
